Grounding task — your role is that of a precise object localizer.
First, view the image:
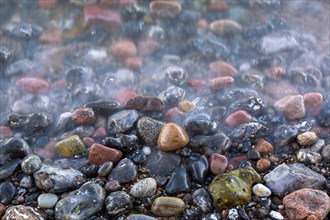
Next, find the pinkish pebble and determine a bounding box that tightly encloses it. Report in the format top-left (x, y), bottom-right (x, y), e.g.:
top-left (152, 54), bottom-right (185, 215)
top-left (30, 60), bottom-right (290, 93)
top-left (92, 127), bottom-right (107, 139)
top-left (34, 140), bottom-right (56, 159)
top-left (254, 138), bottom-right (274, 155)
top-left (208, 76), bottom-right (235, 89)
top-left (110, 39), bottom-right (137, 58)
top-left (88, 143), bottom-right (122, 165)
top-left (84, 5), bottom-right (122, 27)
top-left (209, 153), bottom-right (228, 175)
top-left (0, 126), bottom-right (12, 138)
top-left (16, 77), bottom-right (50, 94)
top-left (125, 57), bottom-right (143, 71)
top-left (303, 92), bottom-right (323, 116)
top-left (71, 107), bottom-right (95, 125)
top-left (224, 110), bottom-right (252, 128)
top-left (83, 137), bottom-right (94, 148)
top-left (209, 60), bottom-right (238, 77)
top-left (164, 107), bottom-right (187, 124)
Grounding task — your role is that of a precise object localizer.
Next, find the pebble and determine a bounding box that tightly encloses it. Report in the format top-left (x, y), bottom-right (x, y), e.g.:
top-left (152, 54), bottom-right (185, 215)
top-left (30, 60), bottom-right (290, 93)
top-left (210, 19), bottom-right (242, 35)
top-left (0, 204), bottom-right (5, 218)
top-left (165, 107), bottom-right (187, 124)
top-left (97, 161), bottom-right (113, 177)
top-left (71, 107), bottom-right (95, 125)
top-left (247, 150), bottom-right (261, 160)
top-left (209, 153), bottom-right (228, 175)
top-left (16, 77), bottom-right (50, 94)
top-left (253, 138), bottom-right (274, 155)
top-left (137, 117), bottom-right (164, 146)
top-left (165, 66), bottom-right (187, 86)
top-left (230, 122), bottom-right (267, 142)
top-left (0, 138), bottom-right (31, 159)
top-left (192, 188), bottom-right (212, 213)
top-left (303, 92), bottom-right (323, 116)
top-left (178, 100), bottom-right (195, 112)
top-left (273, 124), bottom-right (298, 147)
top-left (0, 159), bottom-right (21, 180)
top-left (187, 156), bottom-right (209, 185)
top-left (228, 208), bottom-right (239, 220)
top-left (20, 155), bottom-right (41, 175)
top-left (282, 188), bottom-right (330, 220)
top-left (84, 5), bottom-right (122, 27)
top-left (2, 205), bottom-right (46, 220)
top-left (259, 32), bottom-right (299, 54)
top-left (202, 213), bottom-right (222, 220)
top-left (0, 181), bottom-right (16, 204)
top-left (209, 60), bottom-right (238, 77)
top-left (105, 191), bottom-right (133, 216)
top-left (143, 150), bottom-right (181, 186)
top-left (165, 166), bottom-right (191, 195)
top-left (263, 163), bottom-right (326, 198)
top-left (224, 110), bottom-right (252, 129)
top-left (151, 197), bottom-right (185, 217)
top-left (208, 76), bottom-right (235, 89)
top-left (84, 100), bottom-right (122, 115)
top-left (269, 211), bottom-right (284, 220)
top-left (126, 96), bottom-right (165, 111)
top-left (20, 176), bottom-right (34, 188)
top-left (252, 183), bottom-right (271, 197)
top-left (0, 45), bottom-right (12, 64)
top-left (55, 135), bottom-right (85, 158)
top-left (104, 180), bottom-right (121, 192)
top-left (126, 214), bottom-right (157, 220)
top-left (107, 109), bottom-right (138, 135)
top-left (111, 39), bottom-right (137, 58)
top-left (310, 139), bottom-right (325, 152)
top-left (108, 158), bottom-right (137, 184)
top-left (322, 144), bottom-right (330, 162)
top-left (33, 164), bottom-right (86, 193)
top-left (138, 38), bottom-right (160, 57)
top-left (150, 0), bottom-right (182, 18)
top-left (37, 193), bottom-right (58, 209)
top-left (157, 123), bottom-right (189, 152)
top-left (184, 114), bottom-right (214, 136)
top-left (158, 86), bottom-right (185, 107)
top-left (256, 158), bottom-right (271, 173)
top-left (8, 112), bottom-right (52, 133)
top-left (274, 95), bottom-right (305, 120)
top-left (297, 149), bottom-right (322, 164)
top-left (88, 143), bottom-right (122, 165)
top-left (190, 132), bottom-right (232, 155)
top-left (0, 126), bottom-right (12, 138)
top-left (130, 177), bottom-right (157, 199)
top-left (296, 131), bottom-right (318, 146)
top-left (55, 182), bottom-right (106, 220)
top-left (208, 166), bottom-right (262, 211)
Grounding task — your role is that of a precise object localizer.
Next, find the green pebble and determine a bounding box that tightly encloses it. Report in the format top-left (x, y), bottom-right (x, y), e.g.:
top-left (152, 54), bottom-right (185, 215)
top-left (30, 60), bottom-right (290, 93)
top-left (55, 135), bottom-right (85, 157)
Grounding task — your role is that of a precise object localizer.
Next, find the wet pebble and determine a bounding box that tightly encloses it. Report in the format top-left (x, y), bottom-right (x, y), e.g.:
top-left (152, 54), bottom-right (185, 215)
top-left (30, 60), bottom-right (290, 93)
top-left (209, 60), bottom-right (238, 77)
top-left (0, 159), bottom-right (21, 180)
top-left (321, 144), bottom-right (330, 162)
top-left (228, 208), bottom-right (239, 220)
top-left (55, 135), bottom-right (86, 158)
top-left (137, 117), bottom-right (164, 146)
top-left (110, 39), bottom-right (137, 58)
top-left (71, 107), bottom-right (95, 125)
top-left (253, 138), bottom-right (274, 155)
top-left (192, 188), bottom-right (212, 213)
top-left (97, 161), bottom-right (113, 177)
top-left (264, 163), bottom-right (326, 198)
top-left (256, 158), bottom-right (271, 173)
top-left (16, 77), bottom-right (49, 94)
top-left (157, 123), bottom-right (189, 152)
top-left (2, 205), bottom-right (45, 220)
top-left (224, 110), bottom-right (252, 129)
top-left (107, 109), bottom-right (138, 135)
top-left (164, 107), bottom-right (187, 124)
top-left (21, 154), bottom-right (41, 174)
top-left (0, 138), bottom-right (31, 159)
top-left (7, 112), bottom-right (52, 133)
top-left (252, 183), bottom-right (271, 197)
top-left (209, 153), bottom-right (228, 175)
top-left (0, 45), bottom-right (12, 64)
top-left (0, 181), bottom-right (16, 204)
top-left (165, 66), bottom-right (187, 86)
top-left (126, 96), bottom-right (165, 111)
top-left (247, 150), bottom-right (261, 160)
top-left (178, 100), bottom-right (195, 112)
top-left (274, 95), bottom-right (305, 120)
top-left (187, 156), bottom-right (209, 185)
top-left (202, 213), bottom-right (222, 220)
top-left (20, 176), bottom-right (34, 188)
top-left (55, 182), bottom-right (106, 220)
top-left (84, 5), bottom-right (122, 27)
top-left (104, 180), bottom-right (121, 192)
top-left (165, 166), bottom-right (191, 195)
top-left (150, 0), bottom-right (182, 18)
top-left (158, 86), bottom-right (185, 107)
top-left (108, 158), bottom-right (137, 184)
top-left (208, 76), bottom-right (235, 89)
top-left (84, 100), bottom-right (122, 115)
top-left (273, 124), bottom-right (298, 147)
top-left (37, 193), bottom-right (58, 209)
top-left (259, 32), bottom-right (299, 54)
top-left (310, 139), bottom-right (325, 152)
top-left (296, 131), bottom-right (318, 146)
top-left (282, 188), bottom-right (330, 220)
top-left (88, 143), bottom-right (122, 165)
top-left (130, 177), bottom-right (157, 199)
top-left (210, 19), bottom-right (242, 35)
top-left (184, 114), bottom-right (214, 136)
top-left (190, 132), bottom-right (232, 155)
top-left (33, 164), bottom-right (86, 193)
top-left (230, 122), bottom-right (267, 142)
top-left (126, 214), bottom-right (157, 220)
top-left (269, 211), bottom-right (284, 220)
top-left (296, 149), bottom-right (322, 164)
top-left (303, 92), bottom-right (323, 116)
top-left (151, 197), bottom-right (185, 217)
top-left (105, 191), bottom-right (133, 216)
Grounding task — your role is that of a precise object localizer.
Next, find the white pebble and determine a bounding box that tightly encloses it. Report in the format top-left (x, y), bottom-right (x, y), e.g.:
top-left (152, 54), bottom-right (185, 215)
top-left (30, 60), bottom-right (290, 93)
top-left (269, 211), bottom-right (284, 220)
top-left (142, 146), bottom-right (151, 155)
top-left (252, 183), bottom-right (271, 197)
top-left (38, 193), bottom-right (59, 209)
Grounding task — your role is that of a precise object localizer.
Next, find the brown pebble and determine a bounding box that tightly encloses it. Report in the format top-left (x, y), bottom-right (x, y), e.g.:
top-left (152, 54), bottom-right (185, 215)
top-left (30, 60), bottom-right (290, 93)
top-left (186, 79), bottom-right (208, 89)
top-left (71, 107), bottom-right (95, 125)
top-left (157, 123), bottom-right (189, 152)
top-left (224, 110), bottom-right (252, 128)
top-left (178, 100), bottom-right (195, 112)
top-left (254, 138), bottom-right (274, 155)
top-left (197, 18), bottom-right (208, 30)
top-left (0, 203), bottom-right (6, 219)
top-left (296, 131), bottom-right (318, 146)
top-left (303, 92), bottom-right (323, 116)
top-left (208, 0), bottom-right (228, 11)
top-left (274, 95), bottom-right (305, 120)
top-left (227, 155), bottom-right (252, 169)
top-left (209, 60), bottom-right (238, 77)
top-left (84, 5), bottom-right (122, 27)
top-left (16, 77), bottom-right (50, 94)
top-left (210, 19), bottom-right (242, 35)
top-left (110, 39), bottom-right (137, 58)
top-left (208, 76), bottom-right (235, 89)
top-left (264, 66), bottom-right (285, 80)
top-left (283, 188), bottom-right (330, 220)
top-left (104, 180), bottom-right (121, 192)
top-left (82, 137), bottom-right (94, 148)
top-left (256, 158), bottom-right (271, 173)
top-left (150, 0), bottom-right (182, 18)
top-left (88, 143), bottom-right (123, 165)
top-left (221, 209), bottom-right (228, 219)
top-left (125, 57), bottom-right (142, 71)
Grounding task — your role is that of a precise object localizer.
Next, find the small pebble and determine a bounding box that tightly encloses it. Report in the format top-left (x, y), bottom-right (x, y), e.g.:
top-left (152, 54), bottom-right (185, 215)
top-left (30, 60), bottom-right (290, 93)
top-left (247, 150), bottom-right (261, 160)
top-left (104, 180), bottom-right (121, 192)
top-left (150, 0), bottom-right (182, 18)
top-left (296, 131), bottom-right (318, 146)
top-left (16, 77), bottom-right (50, 94)
top-left (321, 144), bottom-right (330, 162)
top-left (269, 211), bottom-right (284, 220)
top-left (110, 39), bottom-right (137, 58)
top-left (209, 153), bottom-right (228, 175)
top-left (210, 19), bottom-right (242, 35)
top-left (21, 154), bottom-right (42, 174)
top-left (130, 177), bottom-right (157, 199)
top-left (88, 143), bottom-right (122, 165)
top-left (55, 135), bottom-right (86, 158)
top-left (274, 95), bottom-right (305, 120)
top-left (157, 123), bottom-right (189, 152)
top-left (209, 60), bottom-right (238, 77)
top-left (252, 183), bottom-right (272, 197)
top-left (108, 158), bottom-right (137, 184)
top-left (208, 76), bottom-right (235, 89)
top-left (303, 92), bottom-right (323, 116)
top-left (151, 197), bottom-right (185, 217)
top-left (256, 158), bottom-right (271, 173)
top-left (71, 107), bottom-right (95, 125)
top-left (97, 161), bottom-right (113, 177)
top-left (224, 110), bottom-right (252, 129)
top-left (254, 138), bottom-right (274, 155)
top-left (178, 100), bottom-right (195, 112)
top-left (105, 191), bottom-right (133, 216)
top-left (38, 193), bottom-right (58, 209)
top-left (297, 149), bottom-right (322, 164)
top-left (165, 66), bottom-right (187, 86)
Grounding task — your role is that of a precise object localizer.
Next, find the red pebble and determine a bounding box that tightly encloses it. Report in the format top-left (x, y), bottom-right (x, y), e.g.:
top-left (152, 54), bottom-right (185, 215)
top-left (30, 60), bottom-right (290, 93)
top-left (38, 0), bottom-right (58, 7)
top-left (254, 138), bottom-right (274, 155)
top-left (93, 127), bottom-right (107, 139)
top-left (303, 92), bottom-right (323, 116)
top-left (227, 155), bottom-right (253, 170)
top-left (71, 107), bottom-right (96, 125)
top-left (16, 77), bottom-right (50, 94)
top-left (83, 137), bottom-right (94, 148)
top-left (110, 39), bottom-right (137, 58)
top-left (88, 143), bottom-right (122, 165)
top-left (115, 88), bottom-right (137, 105)
top-left (84, 5), bottom-right (122, 27)
top-left (125, 57), bottom-right (143, 71)
top-left (224, 110), bottom-right (252, 128)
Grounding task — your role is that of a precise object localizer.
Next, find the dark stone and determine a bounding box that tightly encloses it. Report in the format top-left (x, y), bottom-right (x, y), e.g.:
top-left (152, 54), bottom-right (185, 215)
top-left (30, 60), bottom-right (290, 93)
top-left (210, 106), bottom-right (227, 122)
top-left (84, 100), bottom-right (122, 115)
top-left (0, 45), bottom-right (12, 64)
top-left (0, 138), bottom-right (31, 159)
top-left (273, 124), bottom-right (298, 147)
top-left (239, 161), bottom-right (252, 168)
top-left (187, 156), bottom-right (209, 185)
top-left (184, 114), bottom-right (215, 136)
top-left (107, 110), bottom-right (138, 135)
top-left (230, 122), bottom-right (267, 142)
top-left (127, 149), bottom-right (146, 164)
top-left (247, 150), bottom-right (261, 160)
top-left (0, 181), bottom-right (16, 204)
top-left (125, 96), bottom-right (165, 111)
top-left (105, 191), bottom-right (133, 216)
top-left (237, 206), bottom-right (249, 220)
top-left (66, 66), bottom-right (92, 87)
top-left (165, 166), bottom-right (191, 195)
top-left (202, 213), bottom-right (222, 220)
top-left (7, 112), bottom-right (52, 133)
top-left (158, 86), bottom-right (185, 107)
top-left (182, 207), bottom-right (201, 220)
top-left (137, 117), bottom-right (164, 146)
top-left (80, 164), bottom-right (100, 177)
top-left (103, 134), bottom-right (138, 153)
top-left (316, 100), bottom-right (330, 127)
top-left (108, 158), bottom-right (137, 184)
top-left (143, 150), bottom-right (181, 186)
top-left (192, 188), bottom-right (212, 213)
top-left (0, 159), bottom-right (21, 180)
top-left (228, 94), bottom-right (265, 115)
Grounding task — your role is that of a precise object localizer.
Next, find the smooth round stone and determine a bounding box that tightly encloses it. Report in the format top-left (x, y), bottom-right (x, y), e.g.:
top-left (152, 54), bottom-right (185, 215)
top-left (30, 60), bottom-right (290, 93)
top-left (107, 110), bottom-right (138, 135)
top-left (184, 114), bottom-right (215, 136)
top-left (157, 123), bottom-right (189, 152)
top-left (2, 205), bottom-right (46, 220)
top-left (209, 60), bottom-right (238, 77)
top-left (310, 139), bottom-right (325, 152)
top-left (126, 214), bottom-right (157, 220)
top-left (303, 92), bottom-right (323, 116)
top-left (97, 161), bottom-right (113, 177)
top-left (108, 158), bottom-right (137, 184)
top-left (104, 180), bottom-right (121, 192)
top-left (254, 138), bottom-right (274, 155)
top-left (151, 197), bottom-right (185, 217)
top-left (130, 177), bottom-right (157, 199)
top-left (55, 135), bottom-right (86, 158)
top-left (274, 95), bottom-right (305, 120)
top-left (252, 183), bottom-right (272, 197)
top-left (21, 154), bottom-right (42, 174)
top-left (178, 100), bottom-right (195, 112)
top-left (208, 76), bottom-right (235, 89)
top-left (210, 19), bottom-right (242, 35)
top-left (256, 158), bottom-right (271, 173)
top-left (165, 166), bottom-right (191, 195)
top-left (16, 77), bottom-right (49, 94)
top-left (224, 110), bottom-right (252, 129)
top-left (322, 144), bottom-right (330, 162)
top-left (105, 191), bottom-right (133, 216)
top-left (71, 107), bottom-right (95, 125)
top-left (142, 146), bottom-right (151, 155)
top-left (0, 159), bottom-right (21, 181)
top-left (20, 176), bottom-right (34, 188)
top-left (125, 95), bottom-right (165, 111)
top-left (209, 153), bottom-right (228, 175)
top-left (150, 0), bottom-right (182, 18)
top-left (269, 211), bottom-right (284, 220)
top-left (110, 39), bottom-right (137, 58)
top-left (296, 131), bottom-right (318, 146)
top-left (137, 117), bottom-right (164, 146)
top-left (0, 181), bottom-right (16, 204)
top-left (0, 138), bottom-right (31, 159)
top-left (88, 143), bottom-right (122, 165)
top-left (247, 150), bottom-right (261, 160)
top-left (38, 193), bottom-right (58, 209)
top-left (187, 156), bottom-right (209, 185)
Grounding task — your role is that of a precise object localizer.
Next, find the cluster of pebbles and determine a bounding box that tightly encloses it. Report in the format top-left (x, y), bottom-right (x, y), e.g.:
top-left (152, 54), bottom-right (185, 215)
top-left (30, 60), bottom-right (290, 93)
top-left (0, 0), bottom-right (330, 220)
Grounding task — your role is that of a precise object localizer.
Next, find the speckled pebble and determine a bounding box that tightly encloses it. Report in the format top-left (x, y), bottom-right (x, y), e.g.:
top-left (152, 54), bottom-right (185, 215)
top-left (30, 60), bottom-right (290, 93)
top-left (296, 131), bottom-right (318, 146)
top-left (55, 135), bottom-right (86, 158)
top-left (130, 177), bottom-right (157, 199)
top-left (21, 154), bottom-right (42, 174)
top-left (71, 107), bottom-right (95, 125)
top-left (151, 197), bottom-right (185, 217)
top-left (252, 183), bottom-right (272, 197)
